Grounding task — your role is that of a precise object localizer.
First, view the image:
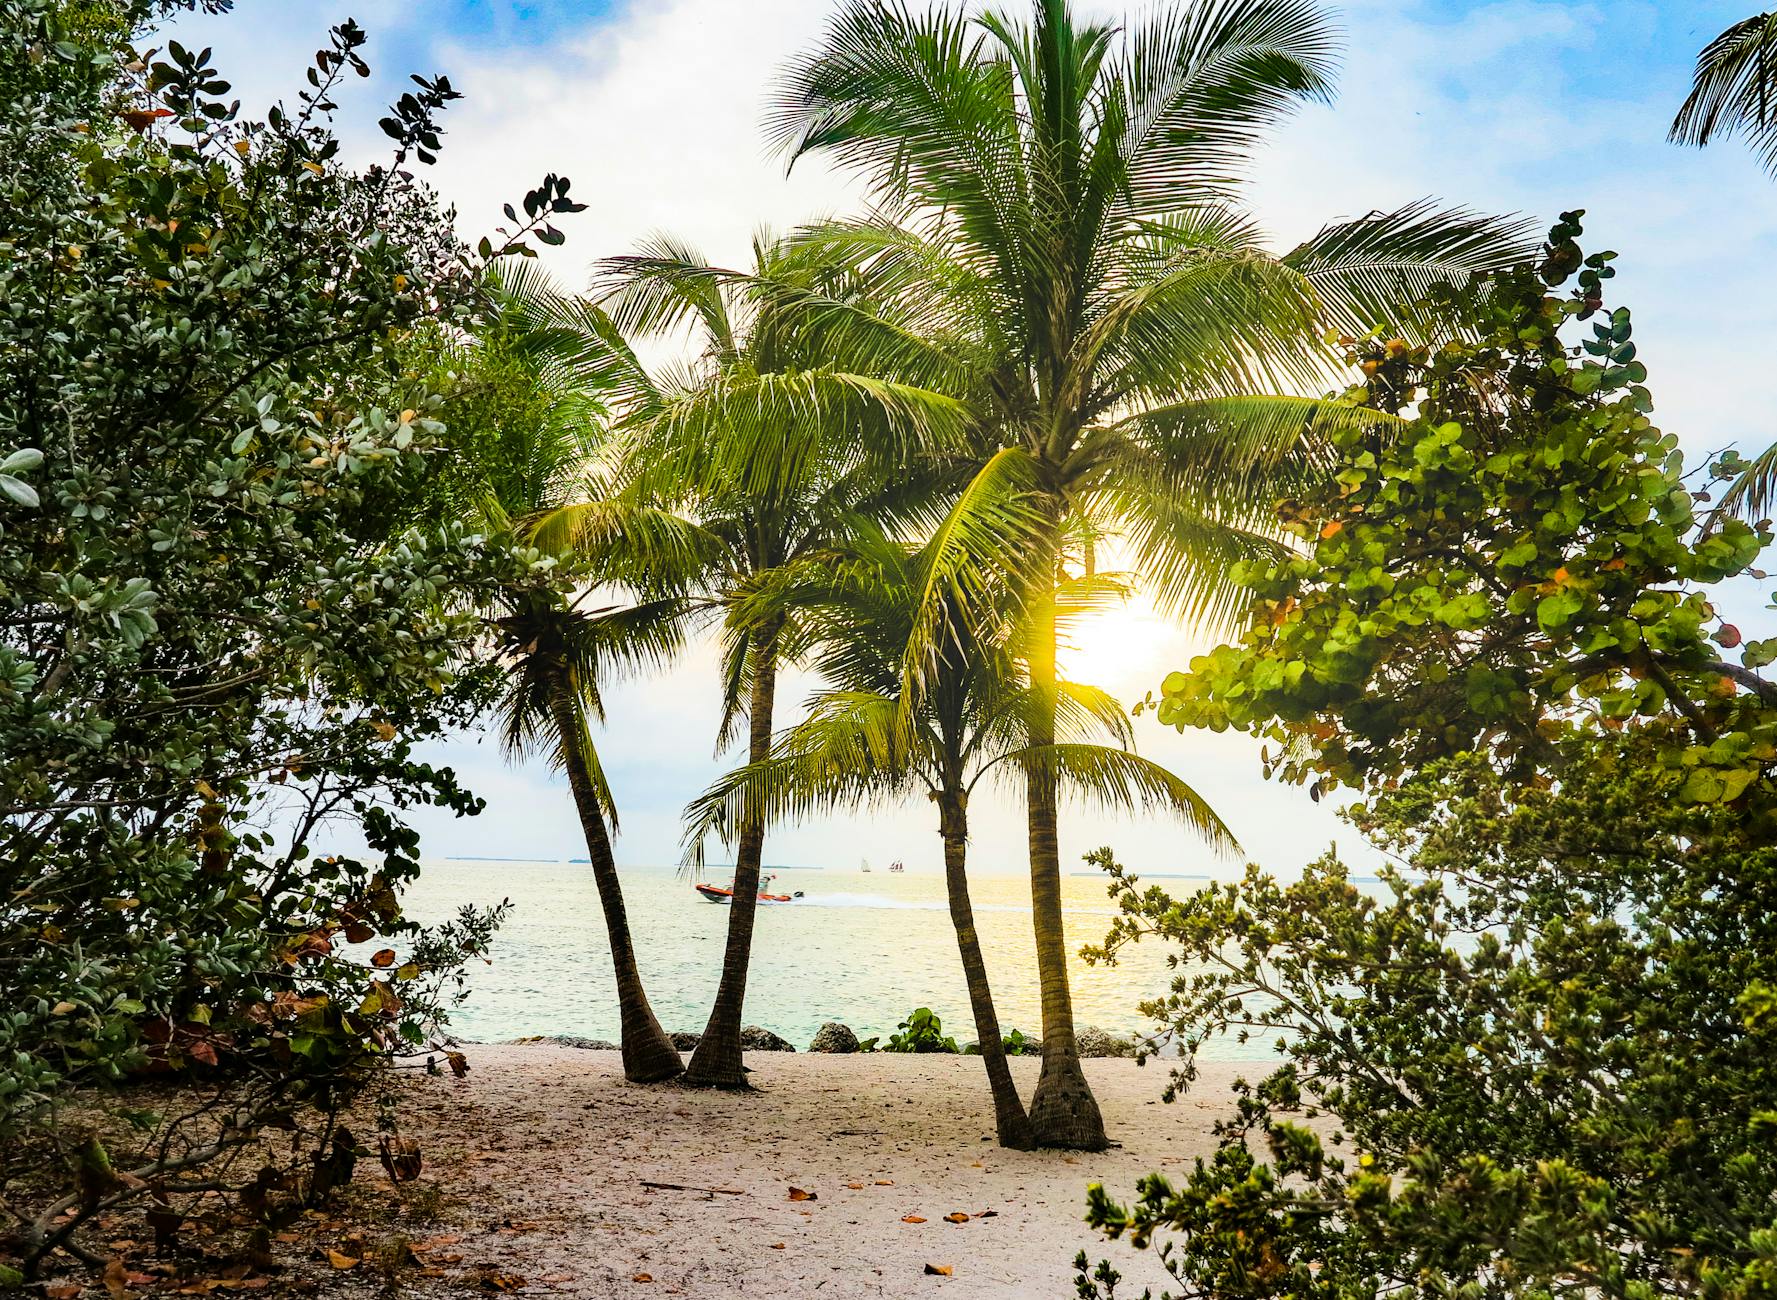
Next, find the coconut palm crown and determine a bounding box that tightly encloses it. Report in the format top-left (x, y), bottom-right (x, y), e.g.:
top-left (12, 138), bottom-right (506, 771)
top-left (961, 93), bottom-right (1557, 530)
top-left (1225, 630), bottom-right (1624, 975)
top-left (766, 0), bottom-right (1537, 1147)
top-left (681, 518), bottom-right (1235, 1146)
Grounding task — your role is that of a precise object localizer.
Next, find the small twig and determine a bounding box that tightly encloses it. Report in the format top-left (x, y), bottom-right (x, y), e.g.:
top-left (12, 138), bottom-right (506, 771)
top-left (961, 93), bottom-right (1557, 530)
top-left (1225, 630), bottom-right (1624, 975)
top-left (638, 1180), bottom-right (745, 1196)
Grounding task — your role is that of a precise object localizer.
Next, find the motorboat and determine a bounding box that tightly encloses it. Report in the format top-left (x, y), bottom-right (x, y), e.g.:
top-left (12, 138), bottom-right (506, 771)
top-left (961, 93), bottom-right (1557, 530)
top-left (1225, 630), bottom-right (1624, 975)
top-left (694, 872), bottom-right (802, 904)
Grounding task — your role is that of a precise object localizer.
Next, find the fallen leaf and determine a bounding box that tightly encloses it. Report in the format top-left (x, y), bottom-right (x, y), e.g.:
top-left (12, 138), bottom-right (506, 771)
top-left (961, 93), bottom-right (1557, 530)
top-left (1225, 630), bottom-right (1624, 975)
top-left (46, 1285), bottom-right (81, 1299)
top-left (874, 1179), bottom-right (894, 1186)
top-left (768, 1242), bottom-right (785, 1250)
top-left (788, 1186), bottom-right (817, 1202)
top-left (901, 1215), bottom-right (926, 1224)
top-left (633, 1274), bottom-right (654, 1283)
top-left (103, 1258), bottom-right (130, 1299)
top-left (327, 1249), bottom-right (359, 1270)
top-left (371, 949), bottom-right (397, 967)
top-left (975, 1209), bottom-right (999, 1218)
top-left (943, 1213), bottom-right (970, 1224)
top-left (845, 1182), bottom-right (864, 1190)
top-left (924, 1263), bottom-right (953, 1276)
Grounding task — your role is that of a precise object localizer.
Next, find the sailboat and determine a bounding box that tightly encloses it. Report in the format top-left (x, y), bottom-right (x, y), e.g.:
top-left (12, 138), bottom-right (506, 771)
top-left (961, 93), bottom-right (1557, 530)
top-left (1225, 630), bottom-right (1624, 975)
top-left (861, 857), bottom-right (872, 873)
top-left (889, 859), bottom-right (904, 873)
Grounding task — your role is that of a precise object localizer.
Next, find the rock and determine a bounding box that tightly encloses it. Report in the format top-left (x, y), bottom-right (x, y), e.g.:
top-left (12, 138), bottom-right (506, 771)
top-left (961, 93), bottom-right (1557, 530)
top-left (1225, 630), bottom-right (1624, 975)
top-left (669, 1031), bottom-right (702, 1052)
top-left (739, 1025), bottom-right (796, 1052)
top-left (505, 1035), bottom-right (618, 1050)
top-left (1075, 1026), bottom-right (1138, 1058)
top-left (806, 1022), bottom-right (859, 1053)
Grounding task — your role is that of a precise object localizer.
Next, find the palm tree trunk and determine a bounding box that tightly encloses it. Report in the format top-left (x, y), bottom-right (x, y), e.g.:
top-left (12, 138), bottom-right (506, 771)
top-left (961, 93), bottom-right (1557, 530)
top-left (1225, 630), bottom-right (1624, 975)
top-left (546, 676), bottom-right (683, 1084)
top-left (1023, 519), bottom-right (1108, 1151)
top-left (939, 789), bottom-right (1034, 1150)
top-left (684, 619), bottom-right (780, 1089)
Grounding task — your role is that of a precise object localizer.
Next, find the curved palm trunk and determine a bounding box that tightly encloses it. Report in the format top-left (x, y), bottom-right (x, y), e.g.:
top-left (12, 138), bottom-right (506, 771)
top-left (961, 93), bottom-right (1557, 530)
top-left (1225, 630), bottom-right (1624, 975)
top-left (1023, 522), bottom-right (1108, 1150)
top-left (547, 677), bottom-right (683, 1084)
top-left (684, 621), bottom-right (780, 1089)
top-left (939, 790), bottom-right (1035, 1150)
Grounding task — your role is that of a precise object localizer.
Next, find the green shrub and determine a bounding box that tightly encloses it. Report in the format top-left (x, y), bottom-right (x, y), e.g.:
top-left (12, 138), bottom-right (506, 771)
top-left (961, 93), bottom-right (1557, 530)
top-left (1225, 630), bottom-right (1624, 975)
top-left (1082, 217), bottom-right (1777, 1300)
top-left (0, 0), bottom-right (578, 1280)
top-left (881, 1007), bottom-right (959, 1054)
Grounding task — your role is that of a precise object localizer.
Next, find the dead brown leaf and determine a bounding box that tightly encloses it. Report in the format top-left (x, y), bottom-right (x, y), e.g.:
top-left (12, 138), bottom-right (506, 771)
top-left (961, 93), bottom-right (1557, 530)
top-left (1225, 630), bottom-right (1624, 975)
top-left (103, 1258), bottom-right (130, 1299)
top-left (768, 1242), bottom-right (785, 1250)
top-left (874, 1179), bottom-right (894, 1186)
top-left (326, 1249), bottom-right (359, 1270)
top-left (787, 1186), bottom-right (817, 1202)
top-left (943, 1213), bottom-right (970, 1224)
top-left (845, 1182), bottom-right (864, 1190)
top-left (924, 1263), bottom-right (953, 1276)
top-left (46, 1285), bottom-right (81, 1300)
top-left (633, 1273), bottom-right (654, 1283)
top-left (901, 1215), bottom-right (927, 1224)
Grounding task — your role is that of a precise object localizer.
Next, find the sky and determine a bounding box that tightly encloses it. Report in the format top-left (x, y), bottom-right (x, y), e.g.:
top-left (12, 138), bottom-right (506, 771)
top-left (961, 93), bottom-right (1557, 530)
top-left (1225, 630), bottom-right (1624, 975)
top-left (166, 0), bottom-right (1777, 878)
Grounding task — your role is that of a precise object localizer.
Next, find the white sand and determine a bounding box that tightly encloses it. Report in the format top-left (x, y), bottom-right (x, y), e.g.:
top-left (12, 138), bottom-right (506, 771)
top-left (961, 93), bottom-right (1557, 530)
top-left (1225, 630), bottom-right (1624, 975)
top-left (394, 1045), bottom-right (1256, 1298)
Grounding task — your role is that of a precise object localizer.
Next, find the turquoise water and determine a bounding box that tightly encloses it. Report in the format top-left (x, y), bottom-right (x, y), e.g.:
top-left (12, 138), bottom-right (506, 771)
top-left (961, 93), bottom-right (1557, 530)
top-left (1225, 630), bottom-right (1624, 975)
top-left (402, 859), bottom-right (1266, 1057)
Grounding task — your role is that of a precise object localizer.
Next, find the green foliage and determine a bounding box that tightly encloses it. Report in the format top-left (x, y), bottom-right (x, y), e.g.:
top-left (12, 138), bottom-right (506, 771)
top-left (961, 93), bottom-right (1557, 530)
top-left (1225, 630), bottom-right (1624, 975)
top-left (960, 1028), bottom-right (1035, 1057)
top-left (0, 0), bottom-right (573, 1275)
top-left (1085, 215), bottom-right (1777, 1299)
top-left (1081, 739), bottom-right (1777, 1300)
top-left (882, 1007), bottom-right (959, 1055)
top-left (1153, 213), bottom-right (1775, 820)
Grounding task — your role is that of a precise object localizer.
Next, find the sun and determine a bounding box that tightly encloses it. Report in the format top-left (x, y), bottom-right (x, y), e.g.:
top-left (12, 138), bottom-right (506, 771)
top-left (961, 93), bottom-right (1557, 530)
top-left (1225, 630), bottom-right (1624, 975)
top-left (1058, 596), bottom-right (1198, 704)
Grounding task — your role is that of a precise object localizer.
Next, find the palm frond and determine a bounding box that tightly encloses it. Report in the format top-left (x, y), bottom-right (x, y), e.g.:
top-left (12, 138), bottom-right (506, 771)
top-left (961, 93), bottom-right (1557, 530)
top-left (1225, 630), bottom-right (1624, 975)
top-left (1671, 12), bottom-right (1777, 175)
top-left (1707, 435), bottom-right (1777, 529)
top-left (1107, 0), bottom-right (1339, 212)
top-left (593, 236), bottom-right (740, 356)
top-left (982, 743), bottom-right (1239, 857)
top-left (1282, 199), bottom-right (1540, 338)
top-left (901, 446), bottom-right (1046, 700)
top-left (681, 694), bottom-right (925, 868)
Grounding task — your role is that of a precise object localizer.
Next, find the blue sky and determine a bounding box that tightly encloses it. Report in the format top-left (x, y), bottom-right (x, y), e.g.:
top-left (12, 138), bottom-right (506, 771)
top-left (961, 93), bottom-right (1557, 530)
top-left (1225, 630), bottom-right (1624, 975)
top-left (172, 1), bottom-right (1777, 877)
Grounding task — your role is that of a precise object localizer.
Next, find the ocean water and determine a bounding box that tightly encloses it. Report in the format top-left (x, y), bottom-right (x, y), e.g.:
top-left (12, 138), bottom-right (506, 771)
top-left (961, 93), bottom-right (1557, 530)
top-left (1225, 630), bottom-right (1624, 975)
top-left (401, 859), bottom-right (1270, 1058)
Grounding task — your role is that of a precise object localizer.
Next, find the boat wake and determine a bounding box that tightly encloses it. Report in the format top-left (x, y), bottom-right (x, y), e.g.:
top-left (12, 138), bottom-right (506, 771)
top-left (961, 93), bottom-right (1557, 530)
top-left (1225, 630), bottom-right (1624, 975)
top-left (792, 891), bottom-right (1027, 913)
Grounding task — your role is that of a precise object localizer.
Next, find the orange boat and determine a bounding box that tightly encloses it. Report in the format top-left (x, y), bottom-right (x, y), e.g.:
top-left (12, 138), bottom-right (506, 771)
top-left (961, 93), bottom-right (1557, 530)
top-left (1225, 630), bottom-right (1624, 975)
top-left (694, 873), bottom-right (802, 904)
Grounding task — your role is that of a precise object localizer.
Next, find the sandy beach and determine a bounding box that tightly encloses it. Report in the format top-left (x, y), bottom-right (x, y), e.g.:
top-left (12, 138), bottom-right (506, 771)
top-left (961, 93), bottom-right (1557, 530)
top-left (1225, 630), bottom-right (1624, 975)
top-left (391, 1044), bottom-right (1254, 1298)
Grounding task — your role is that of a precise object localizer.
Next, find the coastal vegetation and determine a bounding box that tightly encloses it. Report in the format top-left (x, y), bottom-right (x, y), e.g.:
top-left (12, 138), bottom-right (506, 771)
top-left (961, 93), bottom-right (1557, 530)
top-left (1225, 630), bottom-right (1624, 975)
top-left (1080, 221), bottom-right (1777, 1300)
top-left (0, 0), bottom-right (580, 1279)
top-left (4, 0), bottom-right (1775, 1294)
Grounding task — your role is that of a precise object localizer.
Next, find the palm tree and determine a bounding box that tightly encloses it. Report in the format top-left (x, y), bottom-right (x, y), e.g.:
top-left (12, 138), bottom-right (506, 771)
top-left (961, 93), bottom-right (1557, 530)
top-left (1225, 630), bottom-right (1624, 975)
top-left (682, 519), bottom-right (1236, 1148)
top-left (768, 0), bottom-right (1535, 1147)
top-left (541, 236), bottom-right (970, 1088)
top-left (1672, 11), bottom-right (1777, 523)
top-left (449, 272), bottom-right (688, 1084)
